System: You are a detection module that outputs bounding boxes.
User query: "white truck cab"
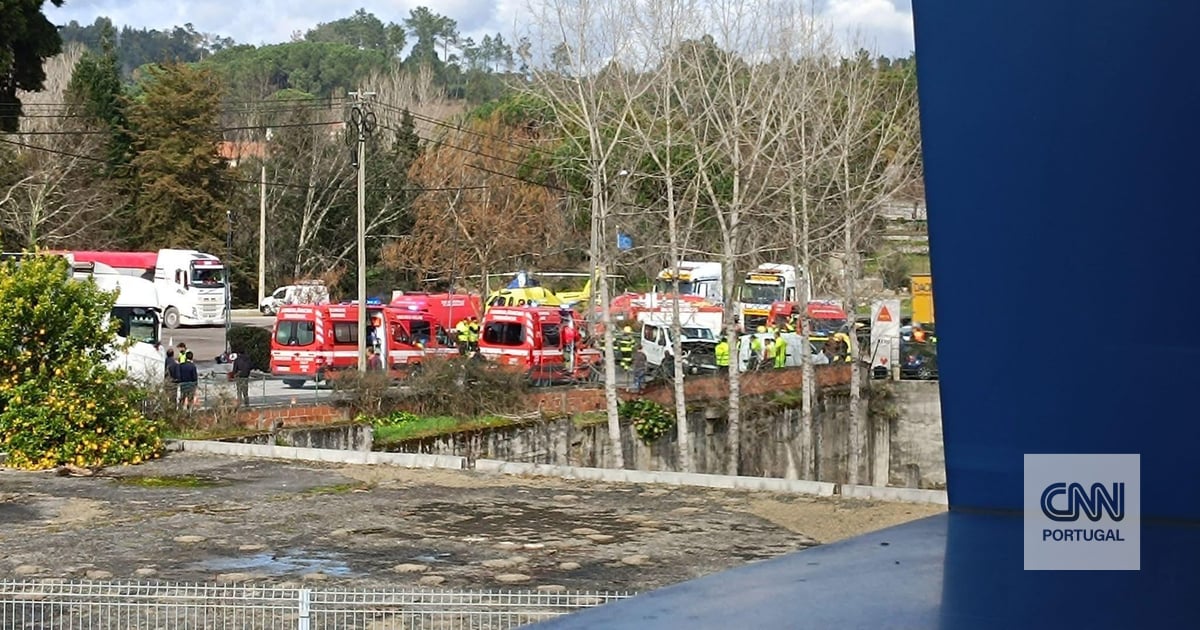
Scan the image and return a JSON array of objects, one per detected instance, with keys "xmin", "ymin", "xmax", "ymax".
[
  {"xmin": 639, "ymin": 320, "xmax": 720, "ymax": 377},
  {"xmin": 155, "ymin": 249, "xmax": 226, "ymax": 329},
  {"xmin": 653, "ymin": 261, "xmax": 724, "ymax": 304}
]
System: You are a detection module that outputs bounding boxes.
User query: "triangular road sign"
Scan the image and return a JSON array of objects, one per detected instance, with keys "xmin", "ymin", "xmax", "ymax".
[{"xmin": 877, "ymin": 306, "xmax": 894, "ymax": 322}]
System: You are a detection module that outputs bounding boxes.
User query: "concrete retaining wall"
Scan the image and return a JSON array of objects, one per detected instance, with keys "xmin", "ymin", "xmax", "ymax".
[
  {"xmin": 886, "ymin": 381, "xmax": 946, "ymax": 489},
  {"xmin": 389, "ymin": 388, "xmax": 878, "ymax": 485},
  {"xmin": 223, "ymin": 423, "xmax": 373, "ymax": 452},
  {"xmin": 177, "ymin": 439, "xmax": 467, "ymax": 470}
]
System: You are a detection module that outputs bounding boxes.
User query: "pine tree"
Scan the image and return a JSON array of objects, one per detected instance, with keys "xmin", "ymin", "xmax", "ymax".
[
  {"xmin": 126, "ymin": 62, "xmax": 231, "ymax": 252},
  {"xmin": 66, "ymin": 21, "xmax": 131, "ymax": 171}
]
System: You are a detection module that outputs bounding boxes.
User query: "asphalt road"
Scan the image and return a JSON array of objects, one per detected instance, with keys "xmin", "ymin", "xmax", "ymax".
[
  {"xmin": 162, "ymin": 310, "xmax": 337, "ymax": 409},
  {"xmin": 164, "ymin": 310, "xmax": 274, "ymax": 367}
]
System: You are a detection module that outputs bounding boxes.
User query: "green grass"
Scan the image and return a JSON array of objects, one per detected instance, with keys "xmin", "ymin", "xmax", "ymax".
[
  {"xmin": 115, "ymin": 475, "xmax": 223, "ymax": 488},
  {"xmin": 371, "ymin": 415, "xmax": 515, "ymax": 444}
]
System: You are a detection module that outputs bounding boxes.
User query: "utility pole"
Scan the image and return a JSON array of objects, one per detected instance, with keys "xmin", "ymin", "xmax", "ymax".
[
  {"xmin": 257, "ymin": 162, "xmax": 267, "ymax": 306},
  {"xmin": 348, "ymin": 90, "xmax": 377, "ymax": 371},
  {"xmin": 257, "ymin": 127, "xmax": 271, "ymax": 307},
  {"xmin": 225, "ymin": 209, "xmax": 233, "ymax": 356}
]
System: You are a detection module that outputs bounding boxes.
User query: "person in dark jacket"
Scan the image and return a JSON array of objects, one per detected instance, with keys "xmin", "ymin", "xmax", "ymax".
[
  {"xmin": 231, "ymin": 349, "xmax": 254, "ymax": 407},
  {"xmin": 176, "ymin": 351, "xmax": 199, "ymax": 410},
  {"xmin": 164, "ymin": 348, "xmax": 180, "ymax": 405}
]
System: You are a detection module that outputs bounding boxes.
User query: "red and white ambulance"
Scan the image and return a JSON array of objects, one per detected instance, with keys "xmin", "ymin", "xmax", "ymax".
[
  {"xmin": 269, "ymin": 303, "xmax": 389, "ymax": 387},
  {"xmin": 478, "ymin": 306, "xmax": 601, "ymax": 384},
  {"xmin": 383, "ymin": 309, "xmax": 460, "ymax": 370}
]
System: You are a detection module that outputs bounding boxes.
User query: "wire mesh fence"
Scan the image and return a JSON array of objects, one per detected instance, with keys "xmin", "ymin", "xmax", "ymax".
[{"xmin": 0, "ymin": 581, "xmax": 633, "ymax": 630}]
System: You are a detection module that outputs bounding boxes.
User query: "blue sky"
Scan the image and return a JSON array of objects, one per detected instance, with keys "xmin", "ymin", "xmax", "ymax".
[{"xmin": 47, "ymin": 0, "xmax": 916, "ymax": 59}]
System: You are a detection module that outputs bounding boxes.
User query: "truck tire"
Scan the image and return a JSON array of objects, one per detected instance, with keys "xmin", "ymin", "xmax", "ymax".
[
  {"xmin": 283, "ymin": 379, "xmax": 306, "ymax": 389},
  {"xmin": 163, "ymin": 307, "xmax": 180, "ymax": 329}
]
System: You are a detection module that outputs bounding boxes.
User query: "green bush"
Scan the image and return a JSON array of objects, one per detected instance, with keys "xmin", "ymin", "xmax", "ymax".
[
  {"xmin": 618, "ymin": 398, "xmax": 674, "ymax": 444},
  {"xmin": 0, "ymin": 254, "xmax": 163, "ymax": 469},
  {"xmin": 228, "ymin": 325, "xmax": 271, "ymax": 371},
  {"xmin": 401, "ymin": 357, "xmax": 528, "ymax": 418},
  {"xmin": 877, "ymin": 253, "xmax": 912, "ymax": 290},
  {"xmin": 355, "ymin": 409, "xmax": 420, "ymax": 427}
]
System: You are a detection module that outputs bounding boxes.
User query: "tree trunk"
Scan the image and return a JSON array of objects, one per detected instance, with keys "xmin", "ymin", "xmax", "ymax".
[
  {"xmin": 844, "ymin": 217, "xmax": 862, "ymax": 485},
  {"xmin": 594, "ymin": 186, "xmax": 625, "ymax": 469},
  {"xmin": 723, "ymin": 245, "xmax": 741, "ymax": 475},
  {"xmin": 669, "ymin": 221, "xmax": 693, "ymax": 473}
]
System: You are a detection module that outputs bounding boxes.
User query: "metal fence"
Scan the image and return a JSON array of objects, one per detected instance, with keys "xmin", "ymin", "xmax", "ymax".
[
  {"xmin": 187, "ymin": 372, "xmax": 336, "ymax": 411},
  {"xmin": 0, "ymin": 581, "xmax": 633, "ymax": 629}
]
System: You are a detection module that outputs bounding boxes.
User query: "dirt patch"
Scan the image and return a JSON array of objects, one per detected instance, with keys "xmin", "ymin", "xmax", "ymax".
[
  {"xmin": 744, "ymin": 497, "xmax": 945, "ymax": 544},
  {"xmin": 0, "ymin": 453, "xmax": 941, "ymax": 591}
]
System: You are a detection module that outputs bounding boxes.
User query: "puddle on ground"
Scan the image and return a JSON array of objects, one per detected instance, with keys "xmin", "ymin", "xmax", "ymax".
[
  {"xmin": 411, "ymin": 552, "xmax": 453, "ymax": 564},
  {"xmin": 192, "ymin": 550, "xmax": 353, "ymax": 576}
]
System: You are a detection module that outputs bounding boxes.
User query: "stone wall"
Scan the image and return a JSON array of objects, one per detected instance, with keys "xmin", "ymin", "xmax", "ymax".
[
  {"xmin": 224, "ymin": 423, "xmax": 373, "ymax": 452},
  {"xmin": 886, "ymin": 381, "xmax": 945, "ymax": 489}
]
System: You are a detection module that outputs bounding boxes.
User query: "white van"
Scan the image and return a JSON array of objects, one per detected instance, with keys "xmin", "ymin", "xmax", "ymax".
[{"xmin": 260, "ymin": 282, "xmax": 331, "ymax": 315}]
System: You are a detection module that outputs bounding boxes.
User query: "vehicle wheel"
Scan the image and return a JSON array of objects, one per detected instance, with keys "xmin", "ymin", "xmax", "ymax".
[
  {"xmin": 163, "ymin": 307, "xmax": 180, "ymax": 329},
  {"xmin": 260, "ymin": 305, "xmax": 274, "ymax": 316},
  {"xmin": 917, "ymin": 366, "xmax": 934, "ymax": 380},
  {"xmin": 283, "ymin": 379, "xmax": 306, "ymax": 389}
]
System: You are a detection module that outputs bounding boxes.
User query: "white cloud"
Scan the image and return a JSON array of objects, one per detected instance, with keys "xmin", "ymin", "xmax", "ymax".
[
  {"xmin": 46, "ymin": 0, "xmax": 914, "ymax": 59},
  {"xmin": 819, "ymin": 0, "xmax": 915, "ymax": 57}
]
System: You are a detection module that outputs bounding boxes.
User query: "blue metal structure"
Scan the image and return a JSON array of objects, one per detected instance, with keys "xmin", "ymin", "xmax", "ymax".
[{"xmin": 532, "ymin": 1, "xmax": 1200, "ymax": 627}]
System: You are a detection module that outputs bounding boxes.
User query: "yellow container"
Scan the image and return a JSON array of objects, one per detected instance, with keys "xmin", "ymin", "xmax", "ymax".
[{"xmin": 910, "ymin": 273, "xmax": 935, "ymax": 324}]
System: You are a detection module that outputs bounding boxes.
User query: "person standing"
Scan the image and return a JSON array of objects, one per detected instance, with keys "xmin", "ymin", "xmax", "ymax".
[
  {"xmin": 176, "ymin": 351, "xmax": 199, "ymax": 411},
  {"xmin": 748, "ymin": 334, "xmax": 763, "ymax": 371},
  {"xmin": 617, "ymin": 326, "xmax": 636, "ymax": 372},
  {"xmin": 366, "ymin": 346, "xmax": 383, "ymax": 371},
  {"xmin": 231, "ymin": 349, "xmax": 253, "ymax": 408},
  {"xmin": 773, "ymin": 332, "xmax": 787, "ymax": 369},
  {"xmin": 561, "ymin": 320, "xmax": 577, "ymax": 372},
  {"xmin": 466, "ymin": 316, "xmax": 481, "ymax": 352},
  {"xmin": 164, "ymin": 348, "xmax": 179, "ymax": 405},
  {"xmin": 631, "ymin": 345, "xmax": 647, "ymax": 393},
  {"xmin": 714, "ymin": 336, "xmax": 730, "ymax": 374}
]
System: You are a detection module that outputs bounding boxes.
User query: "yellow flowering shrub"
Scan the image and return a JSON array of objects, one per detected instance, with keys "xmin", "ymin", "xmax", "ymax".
[{"xmin": 0, "ymin": 254, "xmax": 163, "ymax": 469}]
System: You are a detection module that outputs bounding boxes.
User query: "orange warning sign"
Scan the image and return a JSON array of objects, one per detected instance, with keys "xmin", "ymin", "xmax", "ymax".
[{"xmin": 877, "ymin": 306, "xmax": 893, "ymax": 322}]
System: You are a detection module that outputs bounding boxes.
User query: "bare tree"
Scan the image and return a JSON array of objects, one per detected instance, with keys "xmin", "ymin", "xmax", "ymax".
[
  {"xmin": 604, "ymin": 0, "xmax": 714, "ymax": 472},
  {"xmin": 669, "ymin": 0, "xmax": 806, "ymax": 474},
  {"xmin": 2, "ymin": 44, "xmax": 120, "ymax": 249},
  {"xmin": 383, "ymin": 116, "xmax": 568, "ymax": 290},
  {"xmin": 519, "ymin": 0, "xmax": 663, "ymax": 469},
  {"xmin": 773, "ymin": 15, "xmax": 845, "ymax": 481},
  {"xmin": 824, "ymin": 48, "xmax": 922, "ymax": 485}
]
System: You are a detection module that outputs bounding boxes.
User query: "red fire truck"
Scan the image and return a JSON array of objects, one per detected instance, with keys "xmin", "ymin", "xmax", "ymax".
[{"xmin": 478, "ymin": 306, "xmax": 601, "ymax": 384}]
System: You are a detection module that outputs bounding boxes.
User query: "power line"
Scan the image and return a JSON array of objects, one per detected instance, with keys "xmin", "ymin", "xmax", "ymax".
[
  {"xmin": 0, "ymin": 133, "xmax": 501, "ymax": 194},
  {"xmin": 0, "ymin": 135, "xmax": 107, "ymax": 163},
  {"xmin": 372, "ymin": 100, "xmax": 554, "ymax": 158}
]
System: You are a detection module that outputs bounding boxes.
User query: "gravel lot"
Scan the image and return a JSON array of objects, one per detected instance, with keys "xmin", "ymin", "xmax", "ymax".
[{"xmin": 0, "ymin": 453, "xmax": 944, "ymax": 592}]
